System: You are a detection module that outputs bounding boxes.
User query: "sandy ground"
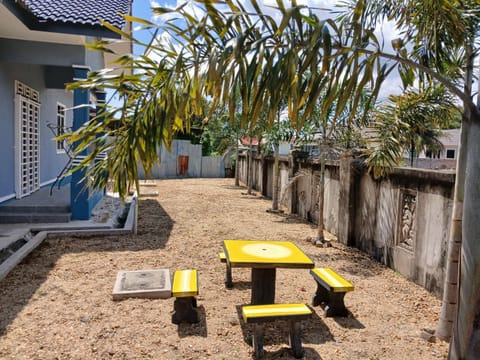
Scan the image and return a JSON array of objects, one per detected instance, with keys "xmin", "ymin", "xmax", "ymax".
[{"xmin": 0, "ymin": 178, "xmax": 449, "ymax": 359}]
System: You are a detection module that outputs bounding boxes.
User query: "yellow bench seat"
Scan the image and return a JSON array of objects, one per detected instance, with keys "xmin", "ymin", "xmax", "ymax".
[
  {"xmin": 242, "ymin": 303, "xmax": 312, "ymax": 323},
  {"xmin": 310, "ymin": 267, "xmax": 354, "ymax": 292},
  {"xmin": 172, "ymin": 269, "xmax": 198, "ymax": 298},
  {"xmin": 218, "ymin": 252, "xmax": 226, "ymax": 263}
]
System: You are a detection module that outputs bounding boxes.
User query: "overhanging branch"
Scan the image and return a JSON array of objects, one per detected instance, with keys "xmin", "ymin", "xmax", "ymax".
[{"xmin": 338, "ymin": 46, "xmax": 477, "ymax": 114}]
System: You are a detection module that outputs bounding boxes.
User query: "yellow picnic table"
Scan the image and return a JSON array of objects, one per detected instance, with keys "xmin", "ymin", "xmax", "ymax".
[{"xmin": 222, "ymin": 240, "xmax": 314, "ymax": 304}]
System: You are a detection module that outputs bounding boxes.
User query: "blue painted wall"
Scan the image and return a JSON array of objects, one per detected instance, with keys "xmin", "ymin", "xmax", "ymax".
[
  {"xmin": 0, "ymin": 37, "xmax": 105, "ymax": 206},
  {"xmin": 40, "ymin": 89, "xmax": 73, "ymax": 186},
  {"xmin": 0, "ymin": 38, "xmax": 85, "ymax": 66},
  {"xmin": 0, "ymin": 63, "xmax": 73, "ymax": 201},
  {"xmin": 0, "ymin": 64, "xmax": 15, "ymax": 202}
]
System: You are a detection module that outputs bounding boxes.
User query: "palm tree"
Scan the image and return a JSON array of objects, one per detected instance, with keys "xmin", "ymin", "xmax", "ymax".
[{"xmin": 367, "ymin": 86, "xmax": 459, "ymax": 172}]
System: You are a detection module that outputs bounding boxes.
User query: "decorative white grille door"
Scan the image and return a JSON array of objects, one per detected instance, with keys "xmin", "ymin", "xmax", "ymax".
[{"xmin": 14, "ymin": 81, "xmax": 40, "ymax": 198}]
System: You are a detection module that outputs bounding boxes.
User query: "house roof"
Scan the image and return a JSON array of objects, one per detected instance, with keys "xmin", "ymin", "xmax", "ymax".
[
  {"xmin": 439, "ymin": 129, "xmax": 460, "ymax": 147},
  {"xmin": 240, "ymin": 136, "xmax": 259, "ymax": 146},
  {"xmin": 4, "ymin": 0, "xmax": 131, "ymax": 38}
]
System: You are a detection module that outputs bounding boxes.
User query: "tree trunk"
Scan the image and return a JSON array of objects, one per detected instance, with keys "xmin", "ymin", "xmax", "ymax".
[
  {"xmin": 436, "ymin": 118, "xmax": 469, "ymax": 341},
  {"xmin": 410, "ymin": 140, "xmax": 414, "ymax": 167},
  {"xmin": 235, "ymin": 132, "xmax": 240, "ymax": 187},
  {"xmin": 316, "ymin": 142, "xmax": 326, "ymax": 242},
  {"xmin": 449, "ymin": 40, "xmax": 480, "ymax": 358},
  {"xmin": 449, "ymin": 113, "xmax": 480, "ymax": 359},
  {"xmin": 247, "ymin": 137, "xmax": 253, "ymax": 195},
  {"xmin": 271, "ymin": 144, "xmax": 280, "ymax": 211},
  {"xmin": 437, "ymin": 42, "xmax": 474, "ymax": 342}
]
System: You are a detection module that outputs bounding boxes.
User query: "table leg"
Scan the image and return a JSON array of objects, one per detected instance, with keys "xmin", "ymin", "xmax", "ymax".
[
  {"xmin": 251, "ymin": 268, "xmax": 276, "ymax": 304},
  {"xmin": 225, "ymin": 262, "xmax": 233, "ymax": 288}
]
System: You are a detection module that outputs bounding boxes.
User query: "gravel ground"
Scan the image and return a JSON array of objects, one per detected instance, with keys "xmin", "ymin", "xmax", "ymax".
[{"xmin": 0, "ymin": 178, "xmax": 449, "ymax": 359}]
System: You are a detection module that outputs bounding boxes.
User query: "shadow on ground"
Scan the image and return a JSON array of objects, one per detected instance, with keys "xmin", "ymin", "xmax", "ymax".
[
  {"xmin": 227, "ymin": 280, "xmax": 252, "ymax": 291},
  {"xmin": 309, "ymin": 244, "xmax": 386, "ymax": 279},
  {"xmin": 221, "ymin": 185, "xmax": 247, "ymax": 191},
  {"xmin": 177, "ymin": 305, "xmax": 208, "ymax": 338},
  {"xmin": 0, "ymin": 198, "xmax": 173, "ymax": 336},
  {"xmin": 333, "ymin": 314, "xmax": 365, "ymax": 329},
  {"xmin": 261, "ymin": 347, "xmax": 323, "ymax": 359}
]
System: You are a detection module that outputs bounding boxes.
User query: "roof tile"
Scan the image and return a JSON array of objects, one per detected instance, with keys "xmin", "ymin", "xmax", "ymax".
[{"xmin": 19, "ymin": 0, "xmax": 131, "ymax": 29}]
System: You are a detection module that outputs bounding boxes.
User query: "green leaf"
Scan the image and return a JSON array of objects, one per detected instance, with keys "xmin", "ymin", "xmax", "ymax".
[
  {"xmin": 123, "ymin": 15, "xmax": 155, "ymax": 26},
  {"xmin": 99, "ymin": 19, "xmax": 133, "ymax": 40}
]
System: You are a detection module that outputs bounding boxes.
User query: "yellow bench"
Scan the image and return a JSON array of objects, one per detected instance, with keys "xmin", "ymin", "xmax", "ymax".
[
  {"xmin": 171, "ymin": 269, "xmax": 199, "ymax": 324},
  {"xmin": 310, "ymin": 267, "xmax": 354, "ymax": 317},
  {"xmin": 241, "ymin": 303, "xmax": 312, "ymax": 359},
  {"xmin": 218, "ymin": 252, "xmax": 233, "ymax": 288}
]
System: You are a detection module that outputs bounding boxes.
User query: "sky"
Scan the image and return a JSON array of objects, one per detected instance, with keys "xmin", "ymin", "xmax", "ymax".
[{"xmin": 130, "ymin": 0, "xmax": 404, "ymax": 98}]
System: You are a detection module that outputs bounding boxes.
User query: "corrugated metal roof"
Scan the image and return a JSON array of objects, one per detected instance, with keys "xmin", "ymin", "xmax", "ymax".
[{"xmin": 17, "ymin": 0, "xmax": 130, "ymax": 29}]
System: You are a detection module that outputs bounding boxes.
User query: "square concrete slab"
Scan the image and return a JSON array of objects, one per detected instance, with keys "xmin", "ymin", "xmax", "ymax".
[{"xmin": 112, "ymin": 269, "xmax": 171, "ymax": 300}]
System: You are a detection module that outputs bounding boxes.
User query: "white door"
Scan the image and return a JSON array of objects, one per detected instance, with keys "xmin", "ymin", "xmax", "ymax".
[{"xmin": 14, "ymin": 81, "xmax": 40, "ymax": 199}]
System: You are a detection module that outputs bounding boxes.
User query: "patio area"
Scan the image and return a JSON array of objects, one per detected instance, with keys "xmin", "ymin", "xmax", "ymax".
[{"xmin": 0, "ymin": 178, "xmax": 449, "ymax": 359}]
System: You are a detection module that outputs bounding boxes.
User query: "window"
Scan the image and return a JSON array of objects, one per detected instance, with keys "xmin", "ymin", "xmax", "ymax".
[
  {"xmin": 56, "ymin": 103, "xmax": 66, "ymax": 152},
  {"xmin": 446, "ymin": 149, "xmax": 456, "ymax": 159},
  {"xmin": 426, "ymin": 150, "xmax": 440, "ymax": 159}
]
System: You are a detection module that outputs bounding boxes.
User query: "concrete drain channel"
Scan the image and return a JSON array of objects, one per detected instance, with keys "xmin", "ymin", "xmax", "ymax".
[
  {"xmin": 0, "ymin": 230, "xmax": 47, "ymax": 282},
  {"xmin": 0, "ymin": 236, "xmax": 29, "ymax": 263}
]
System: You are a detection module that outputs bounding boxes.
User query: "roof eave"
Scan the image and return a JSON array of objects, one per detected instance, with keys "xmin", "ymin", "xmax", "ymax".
[
  {"xmin": 2, "ymin": 0, "xmax": 123, "ymax": 39},
  {"xmin": 28, "ymin": 21, "xmax": 122, "ymax": 39}
]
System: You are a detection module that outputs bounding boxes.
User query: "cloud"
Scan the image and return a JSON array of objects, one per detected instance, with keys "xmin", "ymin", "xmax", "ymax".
[{"xmin": 145, "ymin": 0, "xmax": 404, "ymax": 99}]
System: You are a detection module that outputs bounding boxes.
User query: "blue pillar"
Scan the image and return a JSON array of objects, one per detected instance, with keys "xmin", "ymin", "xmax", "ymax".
[{"xmin": 70, "ymin": 65, "xmax": 92, "ymax": 220}]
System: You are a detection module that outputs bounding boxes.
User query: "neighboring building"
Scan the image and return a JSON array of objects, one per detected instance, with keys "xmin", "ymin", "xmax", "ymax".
[
  {"xmin": 408, "ymin": 129, "xmax": 460, "ymax": 170},
  {"xmin": 240, "ymin": 136, "xmax": 260, "ymax": 148},
  {"xmin": 278, "ymin": 142, "xmax": 292, "ymax": 155},
  {"xmin": 0, "ymin": 0, "xmax": 132, "ymax": 219},
  {"xmin": 426, "ymin": 129, "xmax": 460, "ymax": 160}
]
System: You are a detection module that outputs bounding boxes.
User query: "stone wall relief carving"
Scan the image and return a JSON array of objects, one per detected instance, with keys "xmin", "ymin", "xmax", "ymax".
[{"xmin": 397, "ymin": 191, "xmax": 417, "ymax": 252}]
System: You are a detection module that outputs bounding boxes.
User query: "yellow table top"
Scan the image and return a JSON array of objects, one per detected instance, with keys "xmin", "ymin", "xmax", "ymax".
[{"xmin": 223, "ymin": 240, "xmax": 314, "ymax": 269}]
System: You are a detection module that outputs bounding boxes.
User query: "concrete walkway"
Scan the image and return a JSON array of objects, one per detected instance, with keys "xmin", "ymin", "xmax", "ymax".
[{"xmin": 0, "ymin": 184, "xmax": 113, "ymax": 250}]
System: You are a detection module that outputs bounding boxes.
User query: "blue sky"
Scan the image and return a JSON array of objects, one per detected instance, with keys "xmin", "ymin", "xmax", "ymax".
[
  {"xmin": 131, "ymin": 1, "xmax": 157, "ymax": 54},
  {"xmin": 128, "ymin": 0, "xmax": 403, "ymax": 98}
]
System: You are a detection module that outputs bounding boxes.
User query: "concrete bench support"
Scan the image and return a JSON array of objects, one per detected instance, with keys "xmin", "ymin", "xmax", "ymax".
[
  {"xmin": 218, "ymin": 252, "xmax": 233, "ymax": 288},
  {"xmin": 171, "ymin": 269, "xmax": 199, "ymax": 324},
  {"xmin": 310, "ymin": 267, "xmax": 354, "ymax": 317}
]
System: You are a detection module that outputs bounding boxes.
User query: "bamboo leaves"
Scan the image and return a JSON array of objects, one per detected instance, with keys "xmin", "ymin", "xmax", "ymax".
[{"xmin": 66, "ymin": 0, "xmax": 388, "ymax": 197}]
